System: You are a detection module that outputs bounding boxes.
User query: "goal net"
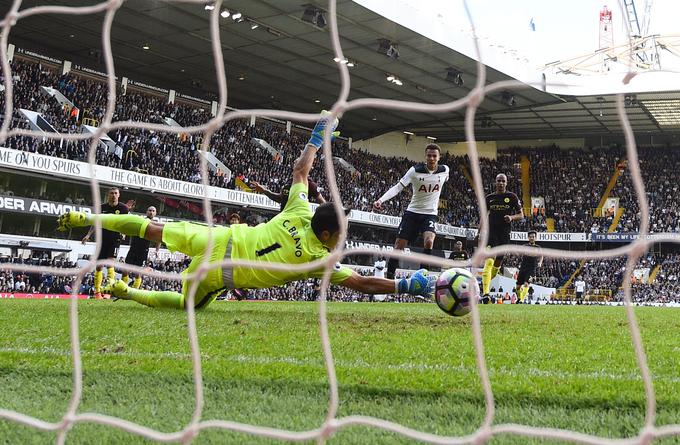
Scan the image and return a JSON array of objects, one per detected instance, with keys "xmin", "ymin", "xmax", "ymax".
[{"xmin": 0, "ymin": 0, "xmax": 679, "ymax": 443}]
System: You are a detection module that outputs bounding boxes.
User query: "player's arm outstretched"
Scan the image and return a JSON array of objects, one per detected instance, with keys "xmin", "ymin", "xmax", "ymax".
[
  {"xmin": 373, "ymin": 168, "xmax": 412, "ymax": 210},
  {"xmin": 250, "ymin": 181, "xmax": 285, "ymax": 204},
  {"xmin": 313, "ymin": 191, "xmax": 327, "ymax": 204},
  {"xmin": 340, "ymin": 268, "xmax": 435, "ymax": 297},
  {"xmin": 298, "ymin": 113, "xmax": 434, "ymax": 299},
  {"xmin": 82, "ymin": 225, "xmax": 95, "ymax": 244},
  {"xmin": 292, "ymin": 111, "xmax": 339, "ymax": 187}
]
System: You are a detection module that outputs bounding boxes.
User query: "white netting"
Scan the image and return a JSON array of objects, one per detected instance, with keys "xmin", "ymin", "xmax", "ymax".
[{"xmin": 0, "ymin": 0, "xmax": 679, "ymax": 443}]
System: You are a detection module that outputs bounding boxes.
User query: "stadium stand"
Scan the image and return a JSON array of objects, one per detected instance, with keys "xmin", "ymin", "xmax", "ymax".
[
  {"xmin": 5, "ymin": 55, "xmax": 680, "ymax": 238},
  {"xmin": 3, "ymin": 251, "xmax": 679, "ymax": 303},
  {"xmin": 3, "ymin": 52, "xmax": 680, "ymax": 305}
]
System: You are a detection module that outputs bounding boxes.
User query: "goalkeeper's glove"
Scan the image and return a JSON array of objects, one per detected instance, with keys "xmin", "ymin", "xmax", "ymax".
[
  {"xmin": 396, "ymin": 269, "xmax": 435, "ymax": 297},
  {"xmin": 308, "ymin": 110, "xmax": 340, "ymax": 148}
]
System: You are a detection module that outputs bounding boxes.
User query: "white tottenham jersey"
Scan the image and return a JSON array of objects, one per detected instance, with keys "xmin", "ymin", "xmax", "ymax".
[
  {"xmin": 574, "ymin": 280, "xmax": 586, "ymax": 292},
  {"xmin": 374, "ymin": 260, "xmax": 386, "ymax": 278},
  {"xmin": 399, "ymin": 164, "xmax": 449, "ymax": 215}
]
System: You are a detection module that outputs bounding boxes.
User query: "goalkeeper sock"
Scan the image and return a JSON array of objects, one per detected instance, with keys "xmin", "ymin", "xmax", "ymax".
[
  {"xmin": 386, "ymin": 258, "xmax": 399, "ymax": 280},
  {"xmin": 94, "ymin": 269, "xmax": 103, "ymax": 293},
  {"xmin": 107, "ymin": 266, "xmax": 116, "ymax": 284},
  {"xmin": 491, "ymin": 265, "xmax": 500, "ymax": 280},
  {"xmin": 126, "ymin": 287, "xmax": 184, "ymax": 309},
  {"xmin": 521, "ymin": 285, "xmax": 529, "ymax": 301},
  {"xmin": 133, "ymin": 276, "xmax": 143, "ymax": 289},
  {"xmin": 122, "ymin": 274, "xmax": 130, "ymax": 285},
  {"xmin": 420, "ymin": 248, "xmax": 432, "ymax": 270},
  {"xmin": 482, "ymin": 258, "xmax": 493, "ymax": 295},
  {"xmin": 88, "ymin": 214, "xmax": 151, "ymax": 238}
]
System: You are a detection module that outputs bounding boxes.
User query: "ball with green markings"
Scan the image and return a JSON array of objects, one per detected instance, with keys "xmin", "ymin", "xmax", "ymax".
[{"xmin": 434, "ymin": 268, "xmax": 478, "ymax": 317}]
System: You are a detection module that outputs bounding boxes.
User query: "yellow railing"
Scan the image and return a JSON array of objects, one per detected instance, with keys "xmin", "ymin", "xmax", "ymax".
[
  {"xmin": 593, "ymin": 161, "xmax": 626, "ymax": 217},
  {"xmin": 520, "ymin": 155, "xmax": 531, "ymax": 217},
  {"xmin": 648, "ymin": 264, "xmax": 661, "ymax": 284},
  {"xmin": 560, "ymin": 259, "xmax": 586, "ymax": 292},
  {"xmin": 554, "ymin": 288, "xmax": 612, "ymax": 301},
  {"xmin": 546, "ymin": 217, "xmax": 555, "ymax": 232},
  {"xmin": 607, "ymin": 207, "xmax": 625, "ymax": 233}
]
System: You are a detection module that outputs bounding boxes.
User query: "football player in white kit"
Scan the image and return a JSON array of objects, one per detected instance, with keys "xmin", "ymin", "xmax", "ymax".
[
  {"xmin": 373, "ymin": 256, "xmax": 387, "ymax": 301},
  {"xmin": 373, "ymin": 144, "xmax": 449, "ymax": 279}
]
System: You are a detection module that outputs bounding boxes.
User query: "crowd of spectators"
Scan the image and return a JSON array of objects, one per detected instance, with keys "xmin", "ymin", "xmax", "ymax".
[
  {"xmin": 614, "ymin": 253, "xmax": 680, "ymax": 304},
  {"xmin": 4, "ymin": 55, "xmax": 680, "ymax": 241},
  {"xmin": 3, "ymin": 250, "xmax": 680, "ymax": 302},
  {"xmin": 503, "ymin": 255, "xmax": 579, "ymax": 289},
  {"xmin": 605, "ymin": 148, "xmax": 680, "ymax": 234},
  {"xmin": 0, "ymin": 57, "xmax": 528, "ymax": 230},
  {"xmin": 561, "ymin": 253, "xmax": 673, "ymax": 302},
  {"xmin": 525, "ymin": 146, "xmax": 620, "ymax": 233},
  {"xmin": 578, "ymin": 256, "xmax": 629, "ymax": 295},
  {"xmin": 0, "ymin": 256, "xmax": 79, "ymax": 294},
  {"xmin": 499, "ymin": 252, "xmax": 680, "ymax": 303},
  {"xmin": 131, "ymin": 256, "xmax": 187, "ymax": 295},
  {"xmin": 6, "ymin": 54, "xmax": 680, "ymax": 309},
  {"xmin": 0, "ymin": 255, "xmax": 425, "ymax": 302},
  {"xmin": 0, "ymin": 255, "xmax": 188, "ymax": 296}
]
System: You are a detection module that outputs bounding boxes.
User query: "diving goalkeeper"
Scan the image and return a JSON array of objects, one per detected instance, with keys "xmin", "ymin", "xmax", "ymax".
[{"xmin": 57, "ymin": 113, "xmax": 435, "ymax": 309}]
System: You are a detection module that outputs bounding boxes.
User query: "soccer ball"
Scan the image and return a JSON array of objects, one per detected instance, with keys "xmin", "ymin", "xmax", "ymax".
[{"xmin": 434, "ymin": 268, "xmax": 478, "ymax": 317}]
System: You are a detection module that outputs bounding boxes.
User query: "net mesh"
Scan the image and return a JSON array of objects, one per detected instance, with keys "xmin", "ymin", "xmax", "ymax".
[{"xmin": 0, "ymin": 0, "xmax": 679, "ymax": 443}]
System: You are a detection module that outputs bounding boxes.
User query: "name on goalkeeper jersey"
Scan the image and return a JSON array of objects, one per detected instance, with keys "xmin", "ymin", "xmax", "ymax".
[{"xmin": 282, "ymin": 219, "xmax": 303, "ymax": 257}]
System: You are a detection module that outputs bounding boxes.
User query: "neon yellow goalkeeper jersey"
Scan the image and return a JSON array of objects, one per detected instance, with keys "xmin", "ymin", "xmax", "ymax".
[{"xmin": 229, "ymin": 182, "xmax": 353, "ymax": 289}]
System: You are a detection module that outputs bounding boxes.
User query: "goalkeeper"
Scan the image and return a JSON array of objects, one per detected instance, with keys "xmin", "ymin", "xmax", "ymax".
[{"xmin": 58, "ymin": 113, "xmax": 435, "ymax": 309}]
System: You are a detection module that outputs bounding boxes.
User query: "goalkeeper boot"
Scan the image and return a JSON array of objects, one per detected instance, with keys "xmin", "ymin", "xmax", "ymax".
[
  {"xmin": 105, "ymin": 279, "xmax": 130, "ymax": 302},
  {"xmin": 57, "ymin": 211, "xmax": 90, "ymax": 231}
]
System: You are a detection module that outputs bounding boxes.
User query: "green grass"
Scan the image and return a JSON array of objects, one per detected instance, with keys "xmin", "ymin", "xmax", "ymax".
[{"xmin": 1, "ymin": 301, "xmax": 679, "ymax": 444}]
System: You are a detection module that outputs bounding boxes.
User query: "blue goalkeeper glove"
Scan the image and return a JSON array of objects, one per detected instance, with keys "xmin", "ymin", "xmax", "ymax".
[
  {"xmin": 396, "ymin": 269, "xmax": 435, "ymax": 297},
  {"xmin": 308, "ymin": 110, "xmax": 340, "ymax": 148}
]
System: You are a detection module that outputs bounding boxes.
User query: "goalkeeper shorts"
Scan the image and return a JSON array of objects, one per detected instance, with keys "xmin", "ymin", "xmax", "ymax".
[{"xmin": 162, "ymin": 221, "xmax": 234, "ymax": 308}]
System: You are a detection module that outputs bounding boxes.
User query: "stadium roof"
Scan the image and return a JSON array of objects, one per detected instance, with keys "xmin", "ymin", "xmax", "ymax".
[{"xmin": 7, "ymin": 0, "xmax": 680, "ymax": 143}]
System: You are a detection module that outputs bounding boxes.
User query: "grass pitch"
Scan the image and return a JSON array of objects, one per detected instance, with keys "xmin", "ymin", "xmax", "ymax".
[{"xmin": 1, "ymin": 300, "xmax": 679, "ymax": 444}]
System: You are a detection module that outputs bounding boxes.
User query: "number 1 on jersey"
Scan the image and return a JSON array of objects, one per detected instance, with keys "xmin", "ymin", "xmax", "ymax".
[{"xmin": 256, "ymin": 242, "xmax": 282, "ymax": 257}]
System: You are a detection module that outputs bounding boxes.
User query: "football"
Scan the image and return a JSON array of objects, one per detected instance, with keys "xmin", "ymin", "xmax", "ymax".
[{"xmin": 434, "ymin": 268, "xmax": 478, "ymax": 317}]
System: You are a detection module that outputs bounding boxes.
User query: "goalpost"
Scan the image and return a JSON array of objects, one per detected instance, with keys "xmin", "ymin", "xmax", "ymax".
[{"xmin": 0, "ymin": 0, "xmax": 678, "ymax": 443}]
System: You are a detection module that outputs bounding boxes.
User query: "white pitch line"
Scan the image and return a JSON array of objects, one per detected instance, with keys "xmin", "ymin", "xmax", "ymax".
[
  {"xmin": 0, "ymin": 346, "xmax": 191, "ymax": 359},
  {"xmin": 2, "ymin": 346, "xmax": 679, "ymax": 384}
]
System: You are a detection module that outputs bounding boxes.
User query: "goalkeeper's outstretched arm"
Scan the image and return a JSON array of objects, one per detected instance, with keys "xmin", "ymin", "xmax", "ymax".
[
  {"xmin": 340, "ymin": 270, "xmax": 434, "ymax": 297},
  {"xmin": 292, "ymin": 111, "xmax": 339, "ymax": 187},
  {"xmin": 292, "ymin": 143, "xmax": 318, "ymax": 188}
]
